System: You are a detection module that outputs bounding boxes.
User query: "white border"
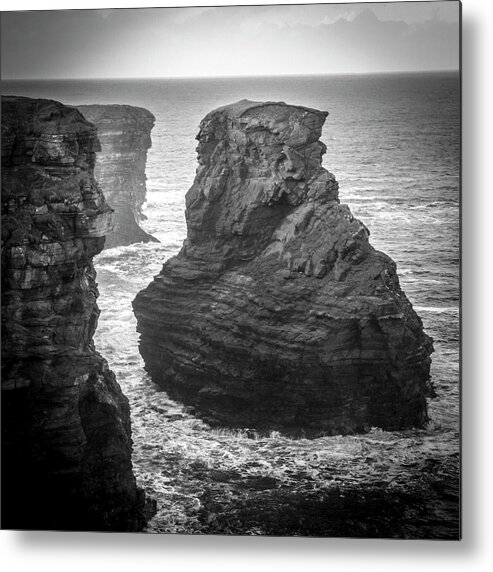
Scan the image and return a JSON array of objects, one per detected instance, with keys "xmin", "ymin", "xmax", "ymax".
[
  {"xmin": 2, "ymin": 1, "xmax": 491, "ymax": 571},
  {"xmin": 0, "ymin": 0, "xmax": 466, "ymax": 13}
]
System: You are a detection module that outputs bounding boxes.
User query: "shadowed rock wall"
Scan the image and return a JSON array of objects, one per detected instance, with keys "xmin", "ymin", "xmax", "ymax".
[
  {"xmin": 1, "ymin": 96, "xmax": 154, "ymax": 530},
  {"xmin": 133, "ymin": 99, "xmax": 434, "ymax": 436}
]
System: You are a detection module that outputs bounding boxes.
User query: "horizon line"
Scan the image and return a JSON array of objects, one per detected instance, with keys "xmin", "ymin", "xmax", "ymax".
[{"xmin": 1, "ymin": 69, "xmax": 460, "ymax": 82}]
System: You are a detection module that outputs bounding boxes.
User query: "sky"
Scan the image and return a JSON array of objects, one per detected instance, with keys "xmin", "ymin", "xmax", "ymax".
[{"xmin": 0, "ymin": 2, "xmax": 460, "ymax": 79}]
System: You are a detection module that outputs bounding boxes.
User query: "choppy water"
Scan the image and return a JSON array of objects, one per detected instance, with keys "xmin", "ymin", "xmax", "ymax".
[{"xmin": 2, "ymin": 73, "xmax": 460, "ymax": 537}]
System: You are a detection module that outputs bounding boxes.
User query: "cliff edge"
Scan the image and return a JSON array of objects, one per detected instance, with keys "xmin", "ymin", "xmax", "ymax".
[
  {"xmin": 1, "ymin": 96, "xmax": 155, "ymax": 530},
  {"xmin": 77, "ymin": 104, "xmax": 158, "ymax": 248},
  {"xmin": 133, "ymin": 100, "xmax": 434, "ymax": 436}
]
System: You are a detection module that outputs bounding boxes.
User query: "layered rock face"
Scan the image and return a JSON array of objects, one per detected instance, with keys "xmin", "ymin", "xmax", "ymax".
[
  {"xmin": 77, "ymin": 104, "xmax": 157, "ymax": 248},
  {"xmin": 133, "ymin": 100, "xmax": 433, "ymax": 436},
  {"xmin": 1, "ymin": 96, "xmax": 154, "ymax": 530}
]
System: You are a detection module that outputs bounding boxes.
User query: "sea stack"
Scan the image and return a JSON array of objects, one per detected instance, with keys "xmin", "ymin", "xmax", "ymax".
[
  {"xmin": 77, "ymin": 104, "xmax": 158, "ymax": 248},
  {"xmin": 1, "ymin": 96, "xmax": 155, "ymax": 530},
  {"xmin": 133, "ymin": 100, "xmax": 433, "ymax": 436}
]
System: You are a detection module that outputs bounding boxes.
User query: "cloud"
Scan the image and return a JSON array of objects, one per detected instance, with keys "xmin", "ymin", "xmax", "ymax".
[
  {"xmin": 158, "ymin": 4, "xmax": 459, "ymax": 77},
  {"xmin": 0, "ymin": 4, "xmax": 460, "ymax": 79}
]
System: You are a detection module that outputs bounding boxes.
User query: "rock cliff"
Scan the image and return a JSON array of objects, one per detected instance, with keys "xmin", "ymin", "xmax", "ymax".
[
  {"xmin": 77, "ymin": 104, "xmax": 157, "ymax": 248},
  {"xmin": 133, "ymin": 100, "xmax": 433, "ymax": 436},
  {"xmin": 1, "ymin": 96, "xmax": 154, "ymax": 530}
]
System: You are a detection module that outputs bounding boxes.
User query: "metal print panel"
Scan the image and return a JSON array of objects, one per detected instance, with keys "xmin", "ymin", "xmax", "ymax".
[{"xmin": 0, "ymin": 1, "xmax": 460, "ymax": 538}]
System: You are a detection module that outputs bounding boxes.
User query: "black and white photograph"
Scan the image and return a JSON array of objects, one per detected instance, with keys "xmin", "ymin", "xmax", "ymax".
[{"xmin": 1, "ymin": 0, "xmax": 461, "ymax": 545}]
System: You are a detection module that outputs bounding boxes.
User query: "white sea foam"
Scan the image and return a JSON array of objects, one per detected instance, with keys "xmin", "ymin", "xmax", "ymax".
[{"xmin": 414, "ymin": 306, "xmax": 459, "ymax": 314}]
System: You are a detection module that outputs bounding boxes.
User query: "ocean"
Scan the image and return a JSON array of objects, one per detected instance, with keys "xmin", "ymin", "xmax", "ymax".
[{"xmin": 1, "ymin": 72, "xmax": 460, "ymax": 537}]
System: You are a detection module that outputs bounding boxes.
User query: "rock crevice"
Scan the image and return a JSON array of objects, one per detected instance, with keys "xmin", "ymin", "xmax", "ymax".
[
  {"xmin": 1, "ymin": 96, "xmax": 154, "ymax": 530},
  {"xmin": 133, "ymin": 99, "xmax": 433, "ymax": 437}
]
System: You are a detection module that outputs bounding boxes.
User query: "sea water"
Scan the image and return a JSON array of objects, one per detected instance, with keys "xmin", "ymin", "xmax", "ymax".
[{"xmin": 1, "ymin": 73, "xmax": 460, "ymax": 536}]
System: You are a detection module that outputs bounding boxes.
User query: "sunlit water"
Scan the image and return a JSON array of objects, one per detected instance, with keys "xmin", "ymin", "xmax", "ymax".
[{"xmin": 2, "ymin": 73, "xmax": 460, "ymax": 536}]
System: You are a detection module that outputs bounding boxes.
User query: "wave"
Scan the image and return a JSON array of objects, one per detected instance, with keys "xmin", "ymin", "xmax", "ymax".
[{"xmin": 414, "ymin": 306, "xmax": 459, "ymax": 314}]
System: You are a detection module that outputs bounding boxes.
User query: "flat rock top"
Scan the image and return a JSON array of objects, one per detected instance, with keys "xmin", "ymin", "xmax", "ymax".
[
  {"xmin": 208, "ymin": 99, "xmax": 328, "ymax": 120},
  {"xmin": 76, "ymin": 104, "xmax": 155, "ymax": 128},
  {"xmin": 198, "ymin": 99, "xmax": 329, "ymax": 150},
  {"xmin": 2, "ymin": 95, "xmax": 96, "ymax": 137}
]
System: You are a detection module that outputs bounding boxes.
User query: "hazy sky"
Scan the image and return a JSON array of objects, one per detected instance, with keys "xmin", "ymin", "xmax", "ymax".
[{"xmin": 1, "ymin": 2, "xmax": 460, "ymax": 79}]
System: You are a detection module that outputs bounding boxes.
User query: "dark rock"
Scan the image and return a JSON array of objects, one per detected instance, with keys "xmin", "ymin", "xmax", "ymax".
[
  {"xmin": 1, "ymin": 96, "xmax": 155, "ymax": 530},
  {"xmin": 132, "ymin": 99, "xmax": 433, "ymax": 436},
  {"xmin": 77, "ymin": 104, "xmax": 158, "ymax": 248},
  {"xmin": 198, "ymin": 474, "xmax": 460, "ymax": 539}
]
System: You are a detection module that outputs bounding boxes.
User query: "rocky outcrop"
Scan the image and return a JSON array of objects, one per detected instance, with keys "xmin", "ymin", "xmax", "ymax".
[
  {"xmin": 77, "ymin": 104, "xmax": 157, "ymax": 248},
  {"xmin": 133, "ymin": 100, "xmax": 433, "ymax": 437},
  {"xmin": 1, "ymin": 96, "xmax": 155, "ymax": 530}
]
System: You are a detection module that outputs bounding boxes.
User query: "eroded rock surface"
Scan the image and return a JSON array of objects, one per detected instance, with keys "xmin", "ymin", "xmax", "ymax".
[
  {"xmin": 133, "ymin": 100, "xmax": 433, "ymax": 436},
  {"xmin": 1, "ymin": 96, "xmax": 155, "ymax": 530},
  {"xmin": 77, "ymin": 104, "xmax": 157, "ymax": 248}
]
